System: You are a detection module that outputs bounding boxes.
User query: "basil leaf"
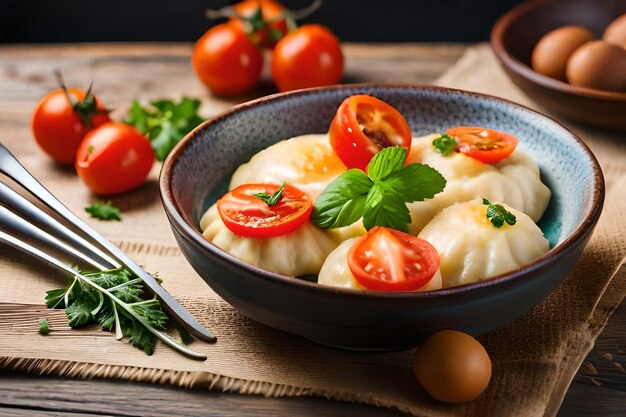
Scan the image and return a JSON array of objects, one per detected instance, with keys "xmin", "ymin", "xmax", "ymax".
[
  {"xmin": 312, "ymin": 169, "xmax": 373, "ymax": 228},
  {"xmin": 362, "ymin": 183, "xmax": 411, "ymax": 232},
  {"xmin": 366, "ymin": 146, "xmax": 407, "ymax": 180},
  {"xmin": 382, "ymin": 163, "xmax": 447, "ymax": 202}
]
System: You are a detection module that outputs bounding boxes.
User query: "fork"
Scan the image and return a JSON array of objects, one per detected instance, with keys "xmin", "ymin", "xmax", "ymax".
[{"xmin": 0, "ymin": 144, "xmax": 215, "ymax": 356}]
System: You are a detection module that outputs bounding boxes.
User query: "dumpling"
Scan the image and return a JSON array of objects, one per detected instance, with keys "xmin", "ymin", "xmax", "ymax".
[
  {"xmin": 230, "ymin": 134, "xmax": 346, "ymax": 201},
  {"xmin": 405, "ymin": 134, "xmax": 551, "ymax": 234},
  {"xmin": 318, "ymin": 237, "xmax": 443, "ymax": 291},
  {"xmin": 200, "ymin": 204, "xmax": 364, "ymax": 276},
  {"xmin": 418, "ymin": 199, "xmax": 550, "ymax": 288}
]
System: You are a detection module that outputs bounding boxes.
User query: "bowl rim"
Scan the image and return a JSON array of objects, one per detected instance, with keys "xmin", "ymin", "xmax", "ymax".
[
  {"xmin": 490, "ymin": 0, "xmax": 626, "ymax": 102},
  {"xmin": 159, "ymin": 83, "xmax": 605, "ymax": 299}
]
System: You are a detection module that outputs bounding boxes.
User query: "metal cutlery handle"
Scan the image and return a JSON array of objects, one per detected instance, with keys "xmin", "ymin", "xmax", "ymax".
[
  {"xmin": 0, "ymin": 205, "xmax": 110, "ymax": 271},
  {"xmin": 0, "ymin": 230, "xmax": 82, "ymax": 278},
  {"xmin": 0, "ymin": 182, "xmax": 118, "ymax": 269},
  {"xmin": 0, "ymin": 145, "xmax": 215, "ymax": 343}
]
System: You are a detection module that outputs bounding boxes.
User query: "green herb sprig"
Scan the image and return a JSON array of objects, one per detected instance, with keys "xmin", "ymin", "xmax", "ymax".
[
  {"xmin": 432, "ymin": 134, "xmax": 458, "ymax": 156},
  {"xmin": 482, "ymin": 198, "xmax": 517, "ymax": 228},
  {"xmin": 85, "ymin": 201, "xmax": 122, "ymax": 221},
  {"xmin": 126, "ymin": 98, "xmax": 205, "ymax": 161},
  {"xmin": 312, "ymin": 146, "xmax": 446, "ymax": 232},
  {"xmin": 39, "ymin": 318, "xmax": 50, "ymax": 335},
  {"xmin": 254, "ymin": 183, "xmax": 285, "ymax": 206},
  {"xmin": 45, "ymin": 267, "xmax": 202, "ymax": 358}
]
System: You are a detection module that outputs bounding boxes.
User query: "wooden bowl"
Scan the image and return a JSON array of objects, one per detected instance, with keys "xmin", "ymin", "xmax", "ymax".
[
  {"xmin": 160, "ymin": 84, "xmax": 604, "ymax": 350},
  {"xmin": 491, "ymin": 0, "xmax": 626, "ymax": 131}
]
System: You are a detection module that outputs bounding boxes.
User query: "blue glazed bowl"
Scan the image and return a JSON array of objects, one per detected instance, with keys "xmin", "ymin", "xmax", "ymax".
[{"xmin": 160, "ymin": 85, "xmax": 604, "ymax": 350}]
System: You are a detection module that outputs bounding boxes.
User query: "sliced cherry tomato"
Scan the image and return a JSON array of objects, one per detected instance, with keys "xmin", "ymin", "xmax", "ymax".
[
  {"xmin": 31, "ymin": 88, "xmax": 110, "ymax": 165},
  {"xmin": 75, "ymin": 122, "xmax": 154, "ymax": 195},
  {"xmin": 217, "ymin": 184, "xmax": 313, "ymax": 238},
  {"xmin": 271, "ymin": 24, "xmax": 343, "ymax": 92},
  {"xmin": 231, "ymin": 0, "xmax": 288, "ymax": 49},
  {"xmin": 192, "ymin": 22, "xmax": 264, "ymax": 96},
  {"xmin": 348, "ymin": 227, "xmax": 440, "ymax": 292},
  {"xmin": 329, "ymin": 95, "xmax": 412, "ymax": 171},
  {"xmin": 445, "ymin": 126, "xmax": 519, "ymax": 164}
]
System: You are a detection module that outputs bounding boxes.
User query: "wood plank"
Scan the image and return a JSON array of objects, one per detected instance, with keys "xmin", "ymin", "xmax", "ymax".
[
  {"xmin": 0, "ymin": 409, "xmax": 100, "ymax": 417},
  {"xmin": 0, "ymin": 374, "xmax": 406, "ymax": 417},
  {"xmin": 558, "ymin": 298, "xmax": 626, "ymax": 417}
]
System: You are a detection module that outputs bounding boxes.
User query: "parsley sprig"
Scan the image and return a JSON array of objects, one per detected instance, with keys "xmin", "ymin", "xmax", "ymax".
[
  {"xmin": 85, "ymin": 201, "xmax": 122, "ymax": 221},
  {"xmin": 39, "ymin": 318, "xmax": 50, "ymax": 335},
  {"xmin": 45, "ymin": 267, "xmax": 203, "ymax": 358},
  {"xmin": 254, "ymin": 183, "xmax": 285, "ymax": 206},
  {"xmin": 432, "ymin": 134, "xmax": 458, "ymax": 156},
  {"xmin": 126, "ymin": 98, "xmax": 205, "ymax": 161},
  {"xmin": 312, "ymin": 147, "xmax": 446, "ymax": 232},
  {"xmin": 482, "ymin": 198, "xmax": 517, "ymax": 228}
]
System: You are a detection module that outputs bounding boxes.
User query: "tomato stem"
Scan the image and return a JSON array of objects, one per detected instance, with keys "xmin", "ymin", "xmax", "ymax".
[
  {"xmin": 206, "ymin": 0, "xmax": 323, "ymax": 37},
  {"xmin": 54, "ymin": 70, "xmax": 108, "ymax": 129},
  {"xmin": 55, "ymin": 70, "xmax": 76, "ymax": 107},
  {"xmin": 283, "ymin": 0, "xmax": 322, "ymax": 20}
]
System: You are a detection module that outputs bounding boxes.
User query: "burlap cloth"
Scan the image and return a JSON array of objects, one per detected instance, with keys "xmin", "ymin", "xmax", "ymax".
[{"xmin": 1, "ymin": 44, "xmax": 626, "ymax": 416}]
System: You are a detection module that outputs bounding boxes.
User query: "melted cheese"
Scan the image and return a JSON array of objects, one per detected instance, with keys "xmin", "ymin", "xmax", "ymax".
[{"xmin": 230, "ymin": 134, "xmax": 346, "ymax": 201}]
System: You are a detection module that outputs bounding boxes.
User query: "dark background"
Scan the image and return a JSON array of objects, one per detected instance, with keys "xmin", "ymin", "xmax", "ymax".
[{"xmin": 0, "ymin": 0, "xmax": 524, "ymax": 43}]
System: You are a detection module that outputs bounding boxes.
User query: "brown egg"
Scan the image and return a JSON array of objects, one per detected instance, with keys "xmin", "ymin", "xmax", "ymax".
[
  {"xmin": 531, "ymin": 26, "xmax": 594, "ymax": 81},
  {"xmin": 604, "ymin": 14, "xmax": 626, "ymax": 49},
  {"xmin": 566, "ymin": 40, "xmax": 626, "ymax": 92},
  {"xmin": 413, "ymin": 330, "xmax": 491, "ymax": 403}
]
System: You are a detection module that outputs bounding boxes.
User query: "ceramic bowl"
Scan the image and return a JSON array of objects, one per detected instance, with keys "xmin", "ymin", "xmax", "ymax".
[
  {"xmin": 160, "ymin": 85, "xmax": 604, "ymax": 350},
  {"xmin": 491, "ymin": 0, "xmax": 626, "ymax": 131}
]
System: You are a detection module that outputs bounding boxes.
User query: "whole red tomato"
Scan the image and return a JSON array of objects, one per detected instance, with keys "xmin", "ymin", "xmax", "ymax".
[
  {"xmin": 231, "ymin": 0, "xmax": 288, "ymax": 49},
  {"xmin": 75, "ymin": 122, "xmax": 154, "ymax": 195},
  {"xmin": 271, "ymin": 24, "xmax": 343, "ymax": 92},
  {"xmin": 192, "ymin": 22, "xmax": 264, "ymax": 96},
  {"xmin": 31, "ymin": 88, "xmax": 110, "ymax": 165}
]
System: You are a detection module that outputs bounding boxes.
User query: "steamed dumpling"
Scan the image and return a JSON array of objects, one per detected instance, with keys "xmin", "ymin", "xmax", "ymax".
[
  {"xmin": 406, "ymin": 134, "xmax": 551, "ymax": 234},
  {"xmin": 418, "ymin": 199, "xmax": 549, "ymax": 288},
  {"xmin": 200, "ymin": 204, "xmax": 364, "ymax": 276},
  {"xmin": 318, "ymin": 237, "xmax": 443, "ymax": 291},
  {"xmin": 230, "ymin": 134, "xmax": 346, "ymax": 201}
]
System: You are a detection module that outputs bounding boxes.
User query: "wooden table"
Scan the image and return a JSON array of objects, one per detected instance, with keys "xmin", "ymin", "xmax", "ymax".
[{"xmin": 0, "ymin": 43, "xmax": 623, "ymax": 417}]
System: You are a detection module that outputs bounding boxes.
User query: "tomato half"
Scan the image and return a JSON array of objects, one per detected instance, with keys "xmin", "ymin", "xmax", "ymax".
[
  {"xmin": 217, "ymin": 184, "xmax": 313, "ymax": 238},
  {"xmin": 271, "ymin": 24, "xmax": 343, "ymax": 92},
  {"xmin": 445, "ymin": 126, "xmax": 519, "ymax": 164},
  {"xmin": 329, "ymin": 95, "xmax": 412, "ymax": 171},
  {"xmin": 31, "ymin": 88, "xmax": 110, "ymax": 165},
  {"xmin": 192, "ymin": 22, "xmax": 264, "ymax": 96},
  {"xmin": 347, "ymin": 227, "xmax": 440, "ymax": 292},
  {"xmin": 231, "ymin": 0, "xmax": 288, "ymax": 49},
  {"xmin": 75, "ymin": 122, "xmax": 154, "ymax": 195}
]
